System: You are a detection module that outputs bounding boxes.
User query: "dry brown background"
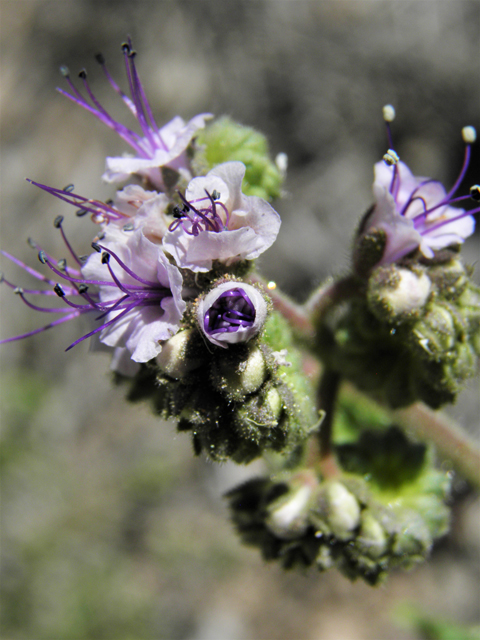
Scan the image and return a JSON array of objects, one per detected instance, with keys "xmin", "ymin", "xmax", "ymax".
[{"xmin": 1, "ymin": 1, "xmax": 479, "ymax": 639}]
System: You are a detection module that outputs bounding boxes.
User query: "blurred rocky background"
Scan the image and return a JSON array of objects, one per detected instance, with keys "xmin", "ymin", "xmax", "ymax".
[{"xmin": 0, "ymin": 1, "xmax": 479, "ymax": 638}]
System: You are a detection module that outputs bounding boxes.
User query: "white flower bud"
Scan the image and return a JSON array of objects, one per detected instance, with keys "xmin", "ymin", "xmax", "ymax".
[
  {"xmin": 265, "ymin": 387, "xmax": 283, "ymax": 420},
  {"xmin": 357, "ymin": 510, "xmax": 387, "ymax": 559},
  {"xmin": 266, "ymin": 471, "xmax": 317, "ymax": 540},
  {"xmin": 381, "ymin": 268, "xmax": 431, "ymax": 315},
  {"xmin": 368, "ymin": 266, "xmax": 432, "ymax": 321},
  {"xmin": 156, "ymin": 329, "xmax": 202, "ymax": 378},
  {"xmin": 324, "ymin": 482, "xmax": 361, "ymax": 540}
]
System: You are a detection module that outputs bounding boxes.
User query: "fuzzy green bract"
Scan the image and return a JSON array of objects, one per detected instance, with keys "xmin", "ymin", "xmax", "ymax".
[{"xmin": 194, "ymin": 116, "xmax": 284, "ymax": 201}]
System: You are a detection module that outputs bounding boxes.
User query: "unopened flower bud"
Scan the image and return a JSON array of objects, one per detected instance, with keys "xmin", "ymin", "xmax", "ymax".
[
  {"xmin": 265, "ymin": 387, "xmax": 283, "ymax": 421},
  {"xmin": 427, "ymin": 258, "xmax": 468, "ymax": 299},
  {"xmin": 266, "ymin": 471, "xmax": 318, "ymax": 540},
  {"xmin": 413, "ymin": 303, "xmax": 456, "ymax": 356},
  {"xmin": 357, "ymin": 510, "xmax": 387, "ymax": 559},
  {"xmin": 213, "ymin": 346, "xmax": 267, "ymax": 400},
  {"xmin": 312, "ymin": 481, "xmax": 361, "ymax": 541},
  {"xmin": 367, "ymin": 266, "xmax": 431, "ymax": 321},
  {"xmin": 156, "ymin": 329, "xmax": 203, "ymax": 379},
  {"xmin": 197, "ymin": 282, "xmax": 268, "ymax": 349},
  {"xmin": 325, "ymin": 482, "xmax": 361, "ymax": 540}
]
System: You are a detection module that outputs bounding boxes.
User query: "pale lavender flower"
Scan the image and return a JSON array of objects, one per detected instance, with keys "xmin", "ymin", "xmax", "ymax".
[
  {"xmin": 163, "ymin": 162, "xmax": 281, "ymax": 272},
  {"xmin": 58, "ymin": 39, "xmax": 211, "ymax": 189},
  {"xmin": 1, "ymin": 222, "xmax": 185, "ymax": 366},
  {"xmin": 359, "ymin": 124, "xmax": 478, "ymax": 266},
  {"xmin": 196, "ymin": 281, "xmax": 267, "ymax": 348},
  {"xmin": 82, "ymin": 230, "xmax": 185, "ymax": 362}
]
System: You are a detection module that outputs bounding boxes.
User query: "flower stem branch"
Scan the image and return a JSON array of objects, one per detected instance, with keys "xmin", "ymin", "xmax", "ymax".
[
  {"xmin": 391, "ymin": 402, "xmax": 480, "ymax": 488},
  {"xmin": 304, "ymin": 275, "xmax": 361, "ymax": 324},
  {"xmin": 248, "ymin": 273, "xmax": 314, "ymax": 338},
  {"xmin": 306, "ymin": 368, "xmax": 342, "ymax": 477}
]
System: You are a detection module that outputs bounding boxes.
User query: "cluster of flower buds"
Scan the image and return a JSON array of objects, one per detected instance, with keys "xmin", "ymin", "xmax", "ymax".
[
  {"xmin": 316, "ymin": 111, "xmax": 480, "ymax": 408},
  {"xmin": 227, "ymin": 427, "xmax": 450, "ymax": 584},
  {"xmin": 318, "ymin": 254, "xmax": 480, "ymax": 408},
  {"xmin": 123, "ymin": 308, "xmax": 318, "ymax": 462}
]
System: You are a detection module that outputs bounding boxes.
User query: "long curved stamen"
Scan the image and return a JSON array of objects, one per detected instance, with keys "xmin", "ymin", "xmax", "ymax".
[
  {"xmin": 57, "ymin": 67, "xmax": 148, "ymax": 157},
  {"xmin": 1, "ymin": 250, "xmax": 58, "ymax": 286},
  {"xmin": 94, "ymin": 294, "xmax": 131, "ymax": 321},
  {"xmin": 27, "ymin": 180, "xmax": 128, "ymax": 223},
  {"xmin": 169, "ymin": 191, "xmax": 226, "ymax": 236},
  {"xmin": 122, "ymin": 43, "xmax": 157, "ymax": 156},
  {"xmin": 15, "ymin": 289, "xmax": 74, "ymax": 313},
  {"xmin": 53, "ymin": 216, "xmax": 83, "ymax": 266},
  {"xmin": 95, "ymin": 244, "xmax": 160, "ymax": 287},
  {"xmin": 123, "ymin": 42, "xmax": 166, "ymax": 153},
  {"xmin": 65, "ymin": 304, "xmax": 134, "ymax": 351},
  {"xmin": 0, "ymin": 313, "xmax": 82, "ymax": 345},
  {"xmin": 399, "ymin": 179, "xmax": 440, "ymax": 217},
  {"xmin": 2, "ymin": 276, "xmax": 67, "ymax": 296},
  {"xmin": 404, "ymin": 197, "xmax": 428, "ymax": 226},
  {"xmin": 178, "ymin": 192, "xmax": 218, "ymax": 231},
  {"xmin": 65, "ymin": 295, "xmax": 166, "ymax": 352},
  {"xmin": 39, "ymin": 252, "xmax": 114, "ymax": 288},
  {"xmin": 412, "ymin": 194, "xmax": 477, "ymax": 226},
  {"xmin": 446, "ymin": 140, "xmax": 472, "ymax": 200},
  {"xmin": 78, "ymin": 69, "xmax": 117, "ymax": 125},
  {"xmin": 95, "ymin": 53, "xmax": 136, "ymax": 115},
  {"xmin": 102, "ymin": 252, "xmax": 134, "ymax": 295},
  {"xmin": 421, "ymin": 206, "xmax": 480, "ymax": 235}
]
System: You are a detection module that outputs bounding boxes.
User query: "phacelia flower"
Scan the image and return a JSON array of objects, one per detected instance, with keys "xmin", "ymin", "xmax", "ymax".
[
  {"xmin": 196, "ymin": 281, "xmax": 268, "ymax": 348},
  {"xmin": 1, "ymin": 222, "xmax": 185, "ymax": 366},
  {"xmin": 163, "ymin": 161, "xmax": 281, "ymax": 272},
  {"xmin": 358, "ymin": 113, "xmax": 478, "ymax": 267},
  {"xmin": 58, "ymin": 39, "xmax": 211, "ymax": 189}
]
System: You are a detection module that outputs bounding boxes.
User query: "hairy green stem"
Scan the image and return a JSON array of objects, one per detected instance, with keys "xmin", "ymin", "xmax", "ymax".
[
  {"xmin": 306, "ymin": 369, "xmax": 342, "ymax": 478},
  {"xmin": 342, "ymin": 382, "xmax": 480, "ymax": 488},
  {"xmin": 392, "ymin": 403, "xmax": 480, "ymax": 488},
  {"xmin": 317, "ymin": 369, "xmax": 341, "ymax": 459}
]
